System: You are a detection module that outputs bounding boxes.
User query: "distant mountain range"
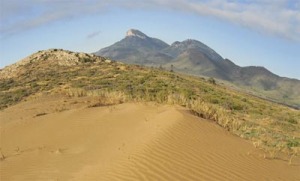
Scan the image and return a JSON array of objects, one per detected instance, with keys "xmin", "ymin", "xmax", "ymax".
[{"xmin": 95, "ymin": 29, "xmax": 300, "ymax": 108}]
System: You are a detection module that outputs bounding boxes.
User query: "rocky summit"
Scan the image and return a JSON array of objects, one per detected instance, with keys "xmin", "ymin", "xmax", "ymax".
[{"xmin": 126, "ymin": 29, "xmax": 148, "ymax": 39}]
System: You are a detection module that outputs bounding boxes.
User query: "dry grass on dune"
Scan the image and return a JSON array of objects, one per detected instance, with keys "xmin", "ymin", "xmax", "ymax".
[{"xmin": 62, "ymin": 84, "xmax": 300, "ymax": 161}]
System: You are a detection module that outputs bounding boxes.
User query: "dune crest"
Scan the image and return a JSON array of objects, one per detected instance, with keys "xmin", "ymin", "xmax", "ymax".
[{"xmin": 0, "ymin": 99, "xmax": 299, "ymax": 180}]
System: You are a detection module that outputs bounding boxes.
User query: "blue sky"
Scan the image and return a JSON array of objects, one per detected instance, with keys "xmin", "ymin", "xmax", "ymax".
[{"xmin": 0, "ymin": 0, "xmax": 300, "ymax": 79}]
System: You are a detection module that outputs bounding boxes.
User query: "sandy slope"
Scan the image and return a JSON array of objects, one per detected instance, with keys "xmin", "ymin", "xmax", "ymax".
[{"xmin": 0, "ymin": 96, "xmax": 299, "ymax": 180}]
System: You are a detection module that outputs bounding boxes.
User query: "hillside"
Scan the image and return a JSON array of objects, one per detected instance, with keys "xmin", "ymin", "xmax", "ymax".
[
  {"xmin": 1, "ymin": 49, "xmax": 299, "ymax": 154},
  {"xmin": 95, "ymin": 29, "xmax": 300, "ymax": 108}
]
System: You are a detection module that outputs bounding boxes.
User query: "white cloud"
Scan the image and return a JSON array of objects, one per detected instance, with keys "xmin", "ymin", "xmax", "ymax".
[
  {"xmin": 1, "ymin": 0, "xmax": 299, "ymax": 41},
  {"xmin": 163, "ymin": 0, "xmax": 300, "ymax": 41}
]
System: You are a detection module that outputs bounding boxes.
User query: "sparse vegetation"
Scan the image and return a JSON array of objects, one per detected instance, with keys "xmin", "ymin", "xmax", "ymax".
[{"xmin": 0, "ymin": 50, "xmax": 299, "ymax": 160}]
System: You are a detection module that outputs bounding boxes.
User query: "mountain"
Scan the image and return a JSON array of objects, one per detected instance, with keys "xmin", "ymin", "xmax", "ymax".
[
  {"xmin": 95, "ymin": 29, "xmax": 300, "ymax": 108},
  {"xmin": 163, "ymin": 39, "xmax": 224, "ymax": 61},
  {"xmin": 97, "ymin": 29, "xmax": 171, "ymax": 65}
]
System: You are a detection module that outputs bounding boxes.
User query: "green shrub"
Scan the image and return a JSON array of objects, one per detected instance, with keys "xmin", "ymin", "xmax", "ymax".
[{"xmin": 287, "ymin": 140, "xmax": 300, "ymax": 148}]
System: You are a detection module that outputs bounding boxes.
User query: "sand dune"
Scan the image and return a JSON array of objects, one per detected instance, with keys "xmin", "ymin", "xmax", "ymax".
[{"xmin": 0, "ymin": 96, "xmax": 299, "ymax": 180}]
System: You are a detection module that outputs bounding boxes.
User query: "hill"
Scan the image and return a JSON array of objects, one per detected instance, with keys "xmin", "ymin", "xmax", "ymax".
[
  {"xmin": 95, "ymin": 29, "xmax": 300, "ymax": 108},
  {"xmin": 0, "ymin": 49, "xmax": 299, "ymax": 155}
]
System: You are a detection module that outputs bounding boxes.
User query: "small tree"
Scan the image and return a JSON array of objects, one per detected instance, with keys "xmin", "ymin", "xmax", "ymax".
[
  {"xmin": 159, "ymin": 65, "xmax": 164, "ymax": 70},
  {"xmin": 170, "ymin": 64, "xmax": 174, "ymax": 72},
  {"xmin": 208, "ymin": 77, "xmax": 216, "ymax": 85}
]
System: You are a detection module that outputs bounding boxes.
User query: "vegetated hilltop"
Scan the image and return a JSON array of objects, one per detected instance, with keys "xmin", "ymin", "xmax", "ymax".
[
  {"xmin": 1, "ymin": 49, "xmax": 299, "ymax": 160},
  {"xmin": 0, "ymin": 49, "xmax": 105, "ymax": 79},
  {"xmin": 95, "ymin": 29, "xmax": 300, "ymax": 109}
]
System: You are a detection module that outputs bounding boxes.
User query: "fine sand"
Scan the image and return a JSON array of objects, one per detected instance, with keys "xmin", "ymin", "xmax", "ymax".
[{"xmin": 0, "ymin": 96, "xmax": 299, "ymax": 180}]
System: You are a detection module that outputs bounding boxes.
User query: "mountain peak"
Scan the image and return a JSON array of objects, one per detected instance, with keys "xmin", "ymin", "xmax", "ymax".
[{"xmin": 126, "ymin": 29, "xmax": 148, "ymax": 39}]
